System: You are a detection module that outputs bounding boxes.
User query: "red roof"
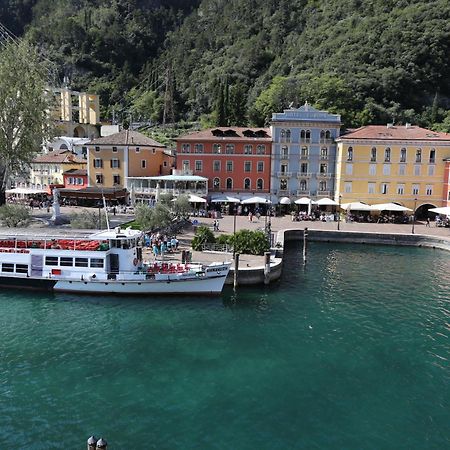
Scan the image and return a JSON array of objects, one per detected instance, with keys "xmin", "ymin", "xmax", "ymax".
[
  {"xmin": 89, "ymin": 130, "xmax": 165, "ymax": 147},
  {"xmin": 338, "ymin": 125, "xmax": 450, "ymax": 141},
  {"xmin": 176, "ymin": 127, "xmax": 272, "ymax": 141},
  {"xmin": 33, "ymin": 151, "xmax": 85, "ymax": 164}
]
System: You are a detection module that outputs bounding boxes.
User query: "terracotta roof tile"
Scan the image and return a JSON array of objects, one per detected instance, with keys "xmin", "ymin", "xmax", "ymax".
[
  {"xmin": 176, "ymin": 127, "xmax": 272, "ymax": 141},
  {"xmin": 338, "ymin": 125, "xmax": 450, "ymax": 141},
  {"xmin": 33, "ymin": 152, "xmax": 85, "ymax": 164},
  {"xmin": 89, "ymin": 130, "xmax": 165, "ymax": 147}
]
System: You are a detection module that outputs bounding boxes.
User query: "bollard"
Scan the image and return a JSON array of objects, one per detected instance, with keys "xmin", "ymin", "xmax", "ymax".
[
  {"xmin": 263, "ymin": 251, "xmax": 271, "ymax": 285},
  {"xmin": 181, "ymin": 250, "xmax": 186, "ymax": 264},
  {"xmin": 233, "ymin": 253, "xmax": 240, "ymax": 290},
  {"xmin": 87, "ymin": 436, "xmax": 97, "ymax": 450},
  {"xmin": 303, "ymin": 227, "xmax": 308, "ymax": 264},
  {"xmin": 96, "ymin": 437, "xmax": 108, "ymax": 450}
]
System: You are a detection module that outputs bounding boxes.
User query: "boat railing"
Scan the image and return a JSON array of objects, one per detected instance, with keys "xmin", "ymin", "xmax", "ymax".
[{"xmin": 0, "ymin": 239, "xmax": 110, "ymax": 252}]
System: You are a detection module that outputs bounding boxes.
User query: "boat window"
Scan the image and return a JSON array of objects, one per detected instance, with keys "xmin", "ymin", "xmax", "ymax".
[
  {"xmin": 90, "ymin": 258, "xmax": 104, "ymax": 268},
  {"xmin": 45, "ymin": 256, "xmax": 58, "ymax": 266},
  {"xmin": 75, "ymin": 258, "xmax": 89, "ymax": 267},
  {"xmin": 60, "ymin": 257, "xmax": 73, "ymax": 267},
  {"xmin": 2, "ymin": 263, "xmax": 14, "ymax": 273},
  {"xmin": 16, "ymin": 264, "xmax": 28, "ymax": 273}
]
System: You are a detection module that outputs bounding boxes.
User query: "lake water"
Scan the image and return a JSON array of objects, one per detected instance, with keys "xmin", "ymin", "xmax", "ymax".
[{"xmin": 0, "ymin": 242, "xmax": 449, "ymax": 449}]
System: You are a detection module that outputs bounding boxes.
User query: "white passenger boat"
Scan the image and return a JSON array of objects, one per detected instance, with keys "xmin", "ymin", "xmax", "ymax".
[{"xmin": 0, "ymin": 227, "xmax": 231, "ymax": 295}]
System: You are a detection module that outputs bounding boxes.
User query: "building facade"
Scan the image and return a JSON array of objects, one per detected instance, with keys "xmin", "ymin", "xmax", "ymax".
[
  {"xmin": 87, "ymin": 130, "xmax": 171, "ymax": 189},
  {"xmin": 62, "ymin": 169, "xmax": 88, "ymax": 190},
  {"xmin": 175, "ymin": 128, "xmax": 272, "ymax": 199},
  {"xmin": 335, "ymin": 124, "xmax": 450, "ymax": 213},
  {"xmin": 270, "ymin": 103, "xmax": 341, "ymax": 199},
  {"xmin": 29, "ymin": 150, "xmax": 86, "ymax": 190}
]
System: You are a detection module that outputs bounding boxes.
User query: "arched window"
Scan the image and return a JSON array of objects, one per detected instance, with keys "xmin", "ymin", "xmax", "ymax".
[
  {"xmin": 281, "ymin": 145, "xmax": 288, "ymax": 159},
  {"xmin": 347, "ymin": 146, "xmax": 353, "ymax": 161},
  {"xmin": 321, "ymin": 147, "xmax": 328, "ymax": 159},
  {"xmin": 416, "ymin": 148, "xmax": 422, "ymax": 163},
  {"xmin": 400, "ymin": 147, "xmax": 407, "ymax": 162},
  {"xmin": 256, "ymin": 145, "xmax": 265, "ymax": 155},
  {"xmin": 285, "ymin": 129, "xmax": 291, "ymax": 143},
  {"xmin": 257, "ymin": 178, "xmax": 263, "ymax": 190},
  {"xmin": 213, "ymin": 177, "xmax": 220, "ymax": 189},
  {"xmin": 320, "ymin": 130, "xmax": 325, "ymax": 140},
  {"xmin": 429, "ymin": 148, "xmax": 436, "ymax": 163},
  {"xmin": 280, "ymin": 129, "xmax": 286, "ymax": 142},
  {"xmin": 371, "ymin": 147, "xmax": 377, "ymax": 162},
  {"xmin": 213, "ymin": 144, "xmax": 221, "ymax": 154},
  {"xmin": 305, "ymin": 130, "xmax": 311, "ymax": 141},
  {"xmin": 384, "ymin": 147, "xmax": 391, "ymax": 162},
  {"xmin": 226, "ymin": 178, "xmax": 233, "ymax": 189},
  {"xmin": 299, "ymin": 179, "xmax": 307, "ymax": 190},
  {"xmin": 319, "ymin": 181, "xmax": 327, "ymax": 191},
  {"xmin": 225, "ymin": 144, "xmax": 234, "ymax": 154},
  {"xmin": 244, "ymin": 178, "xmax": 251, "ymax": 190},
  {"xmin": 325, "ymin": 130, "xmax": 331, "ymax": 139},
  {"xmin": 300, "ymin": 130, "xmax": 306, "ymax": 140}
]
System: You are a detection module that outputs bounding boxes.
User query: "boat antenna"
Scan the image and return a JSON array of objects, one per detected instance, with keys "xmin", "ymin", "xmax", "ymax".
[{"xmin": 101, "ymin": 189, "xmax": 111, "ymax": 231}]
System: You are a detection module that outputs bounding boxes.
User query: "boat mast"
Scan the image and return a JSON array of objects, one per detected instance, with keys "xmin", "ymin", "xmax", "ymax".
[{"xmin": 101, "ymin": 190, "xmax": 110, "ymax": 231}]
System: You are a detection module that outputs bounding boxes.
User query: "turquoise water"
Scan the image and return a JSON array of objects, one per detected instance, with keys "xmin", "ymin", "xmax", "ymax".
[{"xmin": 0, "ymin": 242, "xmax": 449, "ymax": 449}]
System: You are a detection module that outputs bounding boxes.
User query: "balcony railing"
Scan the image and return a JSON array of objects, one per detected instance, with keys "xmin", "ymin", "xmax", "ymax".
[
  {"xmin": 316, "ymin": 172, "xmax": 333, "ymax": 178},
  {"xmin": 300, "ymin": 154, "xmax": 309, "ymax": 159},
  {"xmin": 277, "ymin": 171, "xmax": 292, "ymax": 178},
  {"xmin": 300, "ymin": 138, "xmax": 311, "ymax": 144},
  {"xmin": 296, "ymin": 189, "xmax": 310, "ymax": 196},
  {"xmin": 319, "ymin": 138, "xmax": 334, "ymax": 144},
  {"xmin": 297, "ymin": 172, "xmax": 312, "ymax": 178},
  {"xmin": 280, "ymin": 153, "xmax": 289, "ymax": 160},
  {"xmin": 320, "ymin": 155, "xmax": 329, "ymax": 160},
  {"xmin": 316, "ymin": 190, "xmax": 332, "ymax": 197}
]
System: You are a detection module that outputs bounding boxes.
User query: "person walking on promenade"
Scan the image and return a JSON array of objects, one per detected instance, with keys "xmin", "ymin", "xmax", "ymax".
[{"xmin": 426, "ymin": 217, "xmax": 430, "ymax": 227}]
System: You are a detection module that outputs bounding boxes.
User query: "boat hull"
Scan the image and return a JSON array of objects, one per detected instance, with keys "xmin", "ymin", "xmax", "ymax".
[{"xmin": 0, "ymin": 274, "xmax": 228, "ymax": 296}]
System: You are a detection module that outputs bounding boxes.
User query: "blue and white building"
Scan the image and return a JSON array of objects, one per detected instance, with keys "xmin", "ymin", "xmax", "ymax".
[{"xmin": 270, "ymin": 103, "xmax": 341, "ymax": 199}]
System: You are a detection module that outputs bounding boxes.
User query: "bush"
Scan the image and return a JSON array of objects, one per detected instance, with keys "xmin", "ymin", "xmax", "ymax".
[
  {"xmin": 70, "ymin": 210, "xmax": 102, "ymax": 229},
  {"xmin": 231, "ymin": 229, "xmax": 270, "ymax": 255},
  {"xmin": 0, "ymin": 204, "xmax": 31, "ymax": 227},
  {"xmin": 191, "ymin": 225, "xmax": 216, "ymax": 250}
]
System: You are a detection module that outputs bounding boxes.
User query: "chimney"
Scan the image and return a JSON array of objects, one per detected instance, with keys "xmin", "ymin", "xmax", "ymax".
[{"xmin": 405, "ymin": 123, "xmax": 411, "ymax": 129}]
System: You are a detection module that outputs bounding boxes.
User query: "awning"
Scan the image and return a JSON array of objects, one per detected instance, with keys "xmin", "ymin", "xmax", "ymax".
[
  {"xmin": 241, "ymin": 196, "xmax": 272, "ymax": 204},
  {"xmin": 279, "ymin": 196, "xmax": 292, "ymax": 205},
  {"xmin": 210, "ymin": 195, "xmax": 241, "ymax": 203},
  {"xmin": 188, "ymin": 194, "xmax": 207, "ymax": 203},
  {"xmin": 6, "ymin": 188, "xmax": 47, "ymax": 195}
]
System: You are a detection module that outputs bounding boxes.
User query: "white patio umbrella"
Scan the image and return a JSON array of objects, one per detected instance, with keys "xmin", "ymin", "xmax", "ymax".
[
  {"xmin": 370, "ymin": 203, "xmax": 412, "ymax": 212},
  {"xmin": 279, "ymin": 196, "xmax": 292, "ymax": 205},
  {"xmin": 241, "ymin": 196, "xmax": 271, "ymax": 204},
  {"xmin": 341, "ymin": 201, "xmax": 372, "ymax": 211},
  {"xmin": 428, "ymin": 206, "xmax": 450, "ymax": 215},
  {"xmin": 188, "ymin": 194, "xmax": 207, "ymax": 203},
  {"xmin": 294, "ymin": 197, "xmax": 316, "ymax": 205},
  {"xmin": 210, "ymin": 196, "xmax": 240, "ymax": 203},
  {"xmin": 316, "ymin": 197, "xmax": 339, "ymax": 206}
]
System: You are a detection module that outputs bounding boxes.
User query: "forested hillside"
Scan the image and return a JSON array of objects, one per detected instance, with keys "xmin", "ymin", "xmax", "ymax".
[{"xmin": 1, "ymin": 0, "xmax": 450, "ymax": 130}]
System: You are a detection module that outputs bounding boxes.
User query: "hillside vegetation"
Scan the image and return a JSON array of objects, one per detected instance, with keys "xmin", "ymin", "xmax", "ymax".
[{"xmin": 1, "ymin": 0, "xmax": 450, "ymax": 130}]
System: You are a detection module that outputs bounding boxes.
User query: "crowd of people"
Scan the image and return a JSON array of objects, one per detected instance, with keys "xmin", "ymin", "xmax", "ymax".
[{"xmin": 144, "ymin": 232, "xmax": 179, "ymax": 257}]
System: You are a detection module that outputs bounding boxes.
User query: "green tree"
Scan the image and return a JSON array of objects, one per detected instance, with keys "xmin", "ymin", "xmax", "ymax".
[
  {"xmin": 172, "ymin": 194, "xmax": 192, "ymax": 219},
  {"xmin": 0, "ymin": 41, "xmax": 54, "ymax": 205},
  {"xmin": 135, "ymin": 202, "xmax": 172, "ymax": 231},
  {"xmin": 191, "ymin": 225, "xmax": 215, "ymax": 251},
  {"xmin": 0, "ymin": 204, "xmax": 31, "ymax": 227}
]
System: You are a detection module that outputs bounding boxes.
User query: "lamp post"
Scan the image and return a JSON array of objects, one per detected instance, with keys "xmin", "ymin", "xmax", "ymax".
[
  {"xmin": 337, "ymin": 193, "xmax": 342, "ymax": 230},
  {"xmin": 412, "ymin": 197, "xmax": 417, "ymax": 234},
  {"xmin": 233, "ymin": 204, "xmax": 237, "ymax": 257}
]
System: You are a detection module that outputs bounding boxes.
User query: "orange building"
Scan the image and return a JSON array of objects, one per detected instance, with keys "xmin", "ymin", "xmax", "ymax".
[
  {"xmin": 87, "ymin": 130, "xmax": 172, "ymax": 188},
  {"xmin": 175, "ymin": 128, "xmax": 272, "ymax": 198}
]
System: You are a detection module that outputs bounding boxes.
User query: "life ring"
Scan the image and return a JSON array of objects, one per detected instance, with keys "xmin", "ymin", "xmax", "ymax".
[{"xmin": 133, "ymin": 258, "xmax": 139, "ymax": 266}]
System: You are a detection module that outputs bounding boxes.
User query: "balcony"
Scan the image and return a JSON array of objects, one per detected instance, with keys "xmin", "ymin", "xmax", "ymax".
[
  {"xmin": 296, "ymin": 190, "xmax": 310, "ymax": 196},
  {"xmin": 320, "ymin": 138, "xmax": 334, "ymax": 145},
  {"xmin": 320, "ymin": 155, "xmax": 329, "ymax": 160},
  {"xmin": 300, "ymin": 138, "xmax": 311, "ymax": 144},
  {"xmin": 280, "ymin": 153, "xmax": 289, "ymax": 160},
  {"xmin": 297, "ymin": 172, "xmax": 312, "ymax": 178},
  {"xmin": 300, "ymin": 154, "xmax": 309, "ymax": 160},
  {"xmin": 316, "ymin": 190, "xmax": 332, "ymax": 197},
  {"xmin": 316, "ymin": 172, "xmax": 333, "ymax": 179},
  {"xmin": 277, "ymin": 171, "xmax": 292, "ymax": 178}
]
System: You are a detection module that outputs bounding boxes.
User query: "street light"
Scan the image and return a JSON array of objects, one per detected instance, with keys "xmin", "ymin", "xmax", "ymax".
[
  {"xmin": 337, "ymin": 193, "xmax": 342, "ymax": 230},
  {"xmin": 412, "ymin": 197, "xmax": 418, "ymax": 234},
  {"xmin": 233, "ymin": 204, "xmax": 237, "ymax": 257}
]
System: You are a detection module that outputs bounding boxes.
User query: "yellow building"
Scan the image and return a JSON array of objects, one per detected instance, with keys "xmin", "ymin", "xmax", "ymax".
[
  {"xmin": 29, "ymin": 149, "xmax": 86, "ymax": 190},
  {"xmin": 87, "ymin": 130, "xmax": 170, "ymax": 188},
  {"xmin": 335, "ymin": 125, "xmax": 450, "ymax": 215}
]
